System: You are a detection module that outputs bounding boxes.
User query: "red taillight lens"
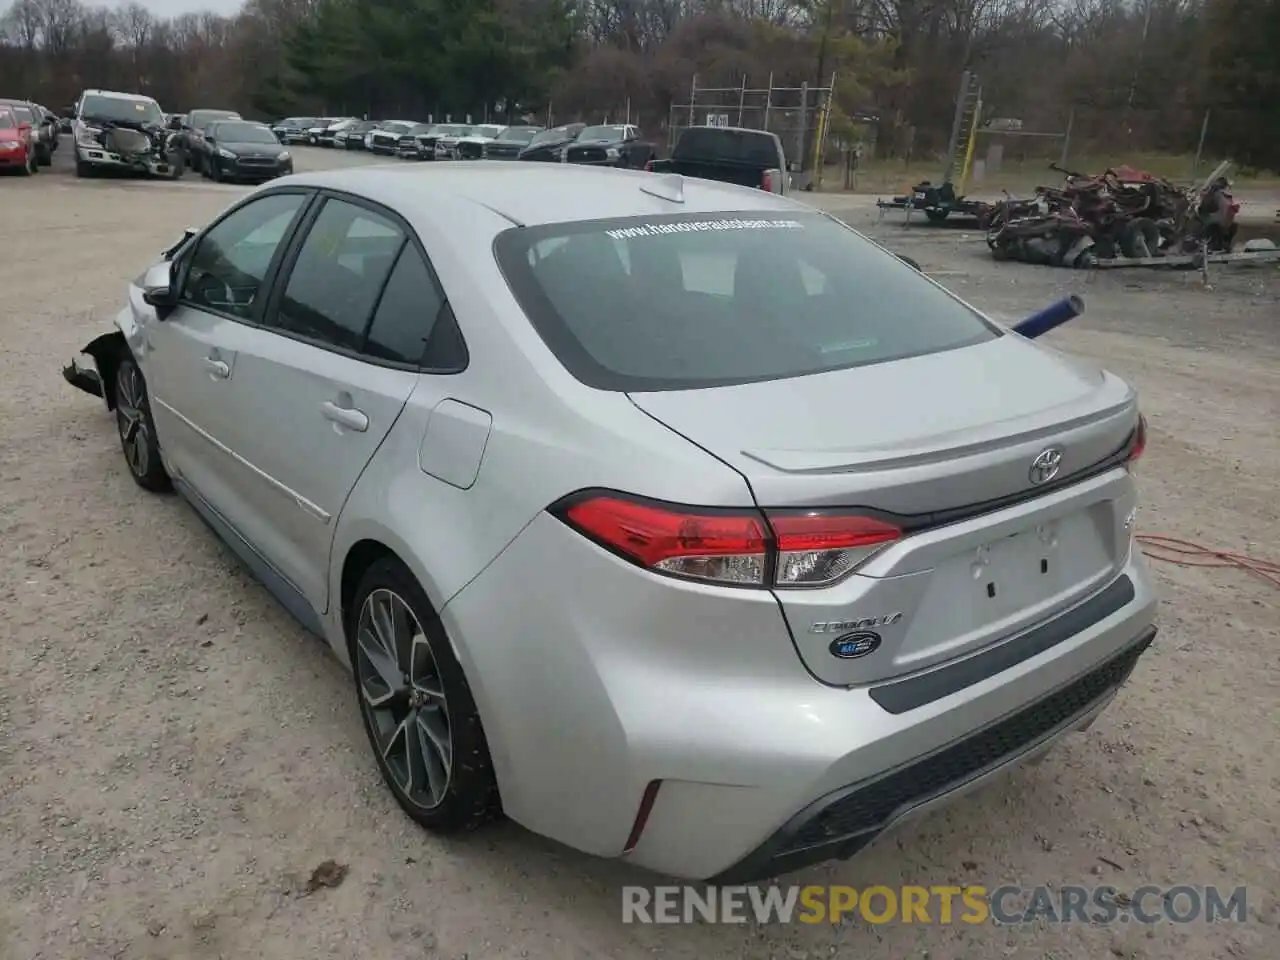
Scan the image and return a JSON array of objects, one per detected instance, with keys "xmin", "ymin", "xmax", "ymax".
[
  {"xmin": 644, "ymin": 159, "xmax": 654, "ymax": 172},
  {"xmin": 767, "ymin": 512, "xmax": 902, "ymax": 587},
  {"xmin": 761, "ymin": 170, "xmax": 773, "ymax": 191},
  {"xmin": 563, "ymin": 496, "xmax": 769, "ymax": 585},
  {"xmin": 555, "ymin": 493, "xmax": 901, "ymax": 588},
  {"xmin": 1126, "ymin": 414, "xmax": 1147, "ymax": 464}
]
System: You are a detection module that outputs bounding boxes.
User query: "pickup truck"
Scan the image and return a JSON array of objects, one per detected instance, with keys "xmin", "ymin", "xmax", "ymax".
[{"xmin": 645, "ymin": 125, "xmax": 788, "ymax": 194}]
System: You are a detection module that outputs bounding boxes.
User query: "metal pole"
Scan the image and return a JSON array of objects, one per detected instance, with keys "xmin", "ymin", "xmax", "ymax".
[
  {"xmin": 689, "ymin": 75, "xmax": 698, "ymax": 127},
  {"xmin": 1060, "ymin": 107, "xmax": 1074, "ymax": 167},
  {"xmin": 763, "ymin": 72, "xmax": 773, "ymax": 132},
  {"xmin": 798, "ymin": 82, "xmax": 809, "ymax": 171},
  {"xmin": 737, "ymin": 75, "xmax": 747, "ymax": 126},
  {"xmin": 1192, "ymin": 108, "xmax": 1211, "ymax": 180}
]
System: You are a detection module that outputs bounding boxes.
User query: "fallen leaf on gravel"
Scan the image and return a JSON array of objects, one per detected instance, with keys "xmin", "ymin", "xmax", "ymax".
[{"xmin": 302, "ymin": 859, "xmax": 348, "ymax": 895}]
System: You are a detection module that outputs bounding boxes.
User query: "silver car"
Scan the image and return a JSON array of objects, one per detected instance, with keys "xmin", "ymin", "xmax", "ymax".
[{"xmin": 62, "ymin": 164, "xmax": 1157, "ymax": 881}]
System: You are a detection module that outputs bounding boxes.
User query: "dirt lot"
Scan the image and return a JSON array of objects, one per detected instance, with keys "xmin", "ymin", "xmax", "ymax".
[{"xmin": 1, "ymin": 151, "xmax": 1277, "ymax": 960}]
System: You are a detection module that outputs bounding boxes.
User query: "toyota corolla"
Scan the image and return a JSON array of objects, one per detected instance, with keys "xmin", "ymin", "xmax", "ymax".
[{"xmin": 61, "ymin": 163, "xmax": 1157, "ymax": 881}]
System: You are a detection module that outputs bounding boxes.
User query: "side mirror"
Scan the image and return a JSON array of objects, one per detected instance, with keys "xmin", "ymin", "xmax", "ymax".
[
  {"xmin": 205, "ymin": 136, "xmax": 215, "ymax": 146},
  {"xmin": 142, "ymin": 285, "xmax": 178, "ymax": 311},
  {"xmin": 142, "ymin": 261, "xmax": 181, "ymax": 317}
]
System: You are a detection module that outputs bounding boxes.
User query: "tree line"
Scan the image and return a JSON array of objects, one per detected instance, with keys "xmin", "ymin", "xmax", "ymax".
[{"xmin": 0, "ymin": 0, "xmax": 1274, "ymax": 170}]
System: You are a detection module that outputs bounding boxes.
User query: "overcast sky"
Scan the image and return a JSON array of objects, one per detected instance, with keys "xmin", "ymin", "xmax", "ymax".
[{"xmin": 90, "ymin": 0, "xmax": 244, "ymax": 18}]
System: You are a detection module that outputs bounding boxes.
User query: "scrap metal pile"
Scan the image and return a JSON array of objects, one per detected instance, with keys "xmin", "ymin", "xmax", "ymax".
[{"xmin": 984, "ymin": 162, "xmax": 1239, "ymax": 268}]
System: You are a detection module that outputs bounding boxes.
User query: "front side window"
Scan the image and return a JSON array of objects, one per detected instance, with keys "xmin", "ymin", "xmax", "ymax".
[
  {"xmin": 494, "ymin": 212, "xmax": 1000, "ymax": 391},
  {"xmin": 182, "ymin": 192, "xmax": 308, "ymax": 319},
  {"xmin": 272, "ymin": 199, "xmax": 405, "ymax": 351}
]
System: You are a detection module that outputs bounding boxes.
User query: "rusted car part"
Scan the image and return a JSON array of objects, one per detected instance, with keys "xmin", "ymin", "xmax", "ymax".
[{"xmin": 986, "ymin": 161, "xmax": 1257, "ymax": 267}]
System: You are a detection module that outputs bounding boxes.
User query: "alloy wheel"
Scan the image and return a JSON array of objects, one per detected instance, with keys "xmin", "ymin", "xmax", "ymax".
[
  {"xmin": 355, "ymin": 588, "xmax": 453, "ymax": 810},
  {"xmin": 115, "ymin": 363, "xmax": 150, "ymax": 479}
]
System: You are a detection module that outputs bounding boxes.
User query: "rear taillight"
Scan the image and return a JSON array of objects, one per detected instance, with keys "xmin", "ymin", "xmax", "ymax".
[
  {"xmin": 553, "ymin": 492, "xmax": 900, "ymax": 589},
  {"xmin": 767, "ymin": 511, "xmax": 902, "ymax": 586},
  {"xmin": 761, "ymin": 170, "xmax": 773, "ymax": 191},
  {"xmin": 1126, "ymin": 414, "xmax": 1147, "ymax": 464},
  {"xmin": 644, "ymin": 159, "xmax": 654, "ymax": 172}
]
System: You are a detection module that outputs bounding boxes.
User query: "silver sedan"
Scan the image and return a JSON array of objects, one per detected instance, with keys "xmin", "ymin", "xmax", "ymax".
[{"xmin": 63, "ymin": 162, "xmax": 1157, "ymax": 881}]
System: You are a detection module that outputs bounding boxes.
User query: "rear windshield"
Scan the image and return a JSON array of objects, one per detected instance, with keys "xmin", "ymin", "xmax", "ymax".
[
  {"xmin": 494, "ymin": 212, "xmax": 1000, "ymax": 391},
  {"xmin": 675, "ymin": 128, "xmax": 781, "ymax": 167},
  {"xmin": 0, "ymin": 111, "xmax": 13, "ymax": 129}
]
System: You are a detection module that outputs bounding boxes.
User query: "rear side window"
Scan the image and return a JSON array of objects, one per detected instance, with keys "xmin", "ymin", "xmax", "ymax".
[
  {"xmin": 363, "ymin": 246, "xmax": 443, "ymax": 365},
  {"xmin": 675, "ymin": 129, "xmax": 781, "ymax": 167},
  {"xmin": 273, "ymin": 199, "xmax": 405, "ymax": 350},
  {"xmin": 494, "ymin": 212, "xmax": 1000, "ymax": 392}
]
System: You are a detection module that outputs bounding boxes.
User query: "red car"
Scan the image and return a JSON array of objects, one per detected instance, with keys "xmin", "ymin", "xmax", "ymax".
[{"xmin": 0, "ymin": 106, "xmax": 38, "ymax": 175}]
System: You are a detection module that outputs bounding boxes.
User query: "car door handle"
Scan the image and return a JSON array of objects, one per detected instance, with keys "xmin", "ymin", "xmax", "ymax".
[
  {"xmin": 321, "ymin": 401, "xmax": 369, "ymax": 432},
  {"xmin": 202, "ymin": 358, "xmax": 230, "ymax": 379}
]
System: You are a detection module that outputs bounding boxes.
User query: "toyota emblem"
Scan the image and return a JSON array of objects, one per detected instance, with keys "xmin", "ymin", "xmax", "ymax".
[{"xmin": 1029, "ymin": 447, "xmax": 1064, "ymax": 486}]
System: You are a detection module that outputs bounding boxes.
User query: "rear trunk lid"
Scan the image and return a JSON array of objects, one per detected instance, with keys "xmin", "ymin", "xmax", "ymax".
[{"xmin": 628, "ymin": 335, "xmax": 1141, "ymax": 686}]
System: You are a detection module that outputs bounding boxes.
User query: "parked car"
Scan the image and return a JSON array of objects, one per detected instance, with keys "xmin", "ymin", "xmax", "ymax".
[
  {"xmin": 319, "ymin": 118, "xmax": 361, "ymax": 147},
  {"xmin": 395, "ymin": 123, "xmax": 434, "ymax": 159},
  {"xmin": 308, "ymin": 118, "xmax": 352, "ymax": 145},
  {"xmin": 516, "ymin": 122, "xmax": 585, "ymax": 162},
  {"xmin": 432, "ymin": 124, "xmax": 476, "ymax": 159},
  {"xmin": 0, "ymin": 99, "xmax": 55, "ymax": 166},
  {"xmin": 482, "ymin": 125, "xmax": 542, "ymax": 160},
  {"xmin": 69, "ymin": 89, "xmax": 177, "ymax": 178},
  {"xmin": 453, "ymin": 124, "xmax": 505, "ymax": 160},
  {"xmin": 179, "ymin": 109, "xmax": 241, "ymax": 174},
  {"xmin": 564, "ymin": 124, "xmax": 656, "ymax": 169},
  {"xmin": 200, "ymin": 119, "xmax": 293, "ymax": 183},
  {"xmin": 336, "ymin": 119, "xmax": 378, "ymax": 149},
  {"xmin": 62, "ymin": 164, "xmax": 1156, "ymax": 882},
  {"xmin": 369, "ymin": 120, "xmax": 415, "ymax": 156},
  {"xmin": 407, "ymin": 123, "xmax": 466, "ymax": 160},
  {"xmin": 34, "ymin": 103, "xmax": 61, "ymax": 158},
  {"xmin": 273, "ymin": 117, "xmax": 320, "ymax": 144},
  {"xmin": 647, "ymin": 125, "xmax": 789, "ymax": 194},
  {"xmin": 0, "ymin": 104, "xmax": 38, "ymax": 175}
]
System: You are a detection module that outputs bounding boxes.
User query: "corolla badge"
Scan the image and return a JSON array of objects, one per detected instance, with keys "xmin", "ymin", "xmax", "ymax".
[
  {"xmin": 829, "ymin": 631, "xmax": 882, "ymax": 660},
  {"xmin": 1028, "ymin": 446, "xmax": 1064, "ymax": 486}
]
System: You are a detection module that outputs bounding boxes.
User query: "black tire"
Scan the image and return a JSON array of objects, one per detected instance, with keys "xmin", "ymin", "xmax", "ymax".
[
  {"xmin": 925, "ymin": 207, "xmax": 949, "ymax": 222},
  {"xmin": 349, "ymin": 557, "xmax": 501, "ymax": 833},
  {"xmin": 209, "ymin": 159, "xmax": 222, "ymax": 182},
  {"xmin": 1119, "ymin": 217, "xmax": 1160, "ymax": 259},
  {"xmin": 37, "ymin": 143, "xmax": 52, "ymax": 166},
  {"xmin": 114, "ymin": 355, "xmax": 171, "ymax": 493}
]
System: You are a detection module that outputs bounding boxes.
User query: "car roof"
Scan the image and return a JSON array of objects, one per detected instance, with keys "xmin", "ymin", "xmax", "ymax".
[
  {"xmin": 283, "ymin": 162, "xmax": 803, "ymax": 228},
  {"xmin": 83, "ymin": 89, "xmax": 157, "ymax": 103}
]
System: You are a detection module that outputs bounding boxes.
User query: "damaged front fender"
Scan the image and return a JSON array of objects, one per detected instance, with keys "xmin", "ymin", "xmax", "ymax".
[{"xmin": 63, "ymin": 331, "xmax": 129, "ymax": 410}]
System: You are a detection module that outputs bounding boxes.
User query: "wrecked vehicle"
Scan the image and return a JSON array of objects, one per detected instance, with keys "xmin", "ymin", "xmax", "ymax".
[
  {"xmin": 987, "ymin": 162, "xmax": 1240, "ymax": 266},
  {"xmin": 70, "ymin": 89, "xmax": 182, "ymax": 179}
]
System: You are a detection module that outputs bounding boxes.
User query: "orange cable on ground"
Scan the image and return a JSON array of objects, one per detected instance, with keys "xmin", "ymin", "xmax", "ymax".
[{"xmin": 1136, "ymin": 534, "xmax": 1280, "ymax": 590}]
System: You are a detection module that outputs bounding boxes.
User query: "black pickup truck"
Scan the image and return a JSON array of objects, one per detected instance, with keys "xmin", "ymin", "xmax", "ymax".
[{"xmin": 646, "ymin": 126, "xmax": 789, "ymax": 193}]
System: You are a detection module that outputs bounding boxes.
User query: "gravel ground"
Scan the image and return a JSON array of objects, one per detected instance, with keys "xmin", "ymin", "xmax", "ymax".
[{"xmin": 0, "ymin": 149, "xmax": 1277, "ymax": 960}]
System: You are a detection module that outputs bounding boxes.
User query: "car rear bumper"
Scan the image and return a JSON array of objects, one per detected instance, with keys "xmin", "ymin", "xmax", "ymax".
[{"xmin": 443, "ymin": 511, "xmax": 1159, "ymax": 880}]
